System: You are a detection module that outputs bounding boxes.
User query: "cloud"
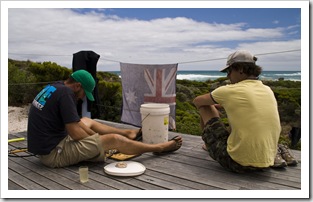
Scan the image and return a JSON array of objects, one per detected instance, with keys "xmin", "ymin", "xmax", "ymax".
[{"xmin": 8, "ymin": 8, "xmax": 301, "ymax": 71}]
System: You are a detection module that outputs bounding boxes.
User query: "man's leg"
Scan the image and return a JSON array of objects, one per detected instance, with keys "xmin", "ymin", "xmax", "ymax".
[
  {"xmin": 197, "ymin": 105, "xmax": 220, "ymax": 151},
  {"xmin": 99, "ymin": 133, "xmax": 183, "ymax": 155},
  {"xmin": 197, "ymin": 105, "xmax": 220, "ymax": 129},
  {"xmin": 80, "ymin": 117, "xmax": 139, "ymax": 140},
  {"xmin": 81, "ymin": 117, "xmax": 182, "ymax": 154}
]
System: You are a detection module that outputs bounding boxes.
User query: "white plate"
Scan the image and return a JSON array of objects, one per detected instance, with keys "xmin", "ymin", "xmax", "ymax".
[{"xmin": 104, "ymin": 161, "xmax": 146, "ymax": 176}]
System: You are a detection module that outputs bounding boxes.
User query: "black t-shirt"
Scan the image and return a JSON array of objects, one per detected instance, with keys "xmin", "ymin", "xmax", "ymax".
[{"xmin": 27, "ymin": 81, "xmax": 80, "ymax": 155}]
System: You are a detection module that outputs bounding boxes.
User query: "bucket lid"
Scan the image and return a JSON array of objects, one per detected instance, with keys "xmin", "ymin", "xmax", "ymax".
[{"xmin": 104, "ymin": 161, "xmax": 146, "ymax": 176}]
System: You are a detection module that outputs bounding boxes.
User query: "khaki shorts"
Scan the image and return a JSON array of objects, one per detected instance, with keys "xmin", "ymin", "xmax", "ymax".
[
  {"xmin": 202, "ymin": 117, "xmax": 263, "ymax": 173},
  {"xmin": 39, "ymin": 133, "xmax": 105, "ymax": 168}
]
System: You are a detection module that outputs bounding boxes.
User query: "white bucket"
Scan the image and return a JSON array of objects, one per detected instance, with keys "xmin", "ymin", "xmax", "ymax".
[{"xmin": 140, "ymin": 103, "xmax": 170, "ymax": 144}]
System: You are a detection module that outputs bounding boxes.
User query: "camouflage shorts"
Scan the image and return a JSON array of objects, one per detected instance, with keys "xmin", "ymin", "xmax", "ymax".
[{"xmin": 202, "ymin": 117, "xmax": 261, "ymax": 173}]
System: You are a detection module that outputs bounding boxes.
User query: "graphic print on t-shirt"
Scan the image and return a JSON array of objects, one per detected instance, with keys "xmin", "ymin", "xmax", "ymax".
[{"xmin": 32, "ymin": 85, "xmax": 57, "ymax": 110}]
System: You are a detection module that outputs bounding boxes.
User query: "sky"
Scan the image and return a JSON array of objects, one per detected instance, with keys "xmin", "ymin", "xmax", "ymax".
[{"xmin": 4, "ymin": 1, "xmax": 307, "ymax": 72}]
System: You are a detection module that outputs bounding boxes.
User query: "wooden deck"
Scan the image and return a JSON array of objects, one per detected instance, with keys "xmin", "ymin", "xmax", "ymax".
[{"xmin": 7, "ymin": 119, "xmax": 304, "ymax": 198}]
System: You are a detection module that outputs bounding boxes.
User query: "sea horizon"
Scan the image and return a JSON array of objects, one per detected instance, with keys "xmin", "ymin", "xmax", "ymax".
[{"xmin": 108, "ymin": 70, "xmax": 301, "ymax": 82}]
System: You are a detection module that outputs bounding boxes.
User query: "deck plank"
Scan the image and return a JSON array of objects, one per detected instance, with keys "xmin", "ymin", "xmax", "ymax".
[
  {"xmin": 8, "ymin": 179, "xmax": 25, "ymax": 190},
  {"xmin": 7, "ymin": 119, "xmax": 301, "ymax": 191}
]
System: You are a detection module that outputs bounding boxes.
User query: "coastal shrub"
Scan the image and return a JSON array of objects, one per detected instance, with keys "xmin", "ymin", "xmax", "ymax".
[
  {"xmin": 176, "ymin": 79, "xmax": 210, "ymax": 97},
  {"xmin": 214, "ymin": 77, "xmax": 228, "ymax": 83},
  {"xmin": 263, "ymin": 80, "xmax": 300, "ymax": 88},
  {"xmin": 97, "ymin": 80, "xmax": 123, "ymax": 122},
  {"xmin": 176, "ymin": 84, "xmax": 195, "ymax": 102},
  {"xmin": 97, "ymin": 71, "xmax": 120, "ymax": 82},
  {"xmin": 8, "ymin": 61, "xmax": 37, "ymax": 105},
  {"xmin": 9, "ymin": 59, "xmax": 72, "ymax": 106},
  {"xmin": 273, "ymin": 88, "xmax": 301, "ymax": 106},
  {"xmin": 177, "ymin": 79, "xmax": 209, "ymax": 88},
  {"xmin": 175, "ymin": 108, "xmax": 202, "ymax": 136},
  {"xmin": 273, "ymin": 88, "xmax": 301, "ymax": 126},
  {"xmin": 27, "ymin": 61, "xmax": 71, "ymax": 82}
]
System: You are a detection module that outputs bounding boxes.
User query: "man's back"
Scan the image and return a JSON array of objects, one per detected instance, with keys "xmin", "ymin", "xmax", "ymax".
[
  {"xmin": 27, "ymin": 82, "xmax": 80, "ymax": 155},
  {"xmin": 212, "ymin": 80, "xmax": 281, "ymax": 167}
]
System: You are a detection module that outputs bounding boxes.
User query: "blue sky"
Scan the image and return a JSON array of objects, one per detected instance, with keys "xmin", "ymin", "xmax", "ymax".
[
  {"xmin": 87, "ymin": 8, "xmax": 300, "ymax": 29},
  {"xmin": 5, "ymin": 2, "xmax": 306, "ymax": 71}
]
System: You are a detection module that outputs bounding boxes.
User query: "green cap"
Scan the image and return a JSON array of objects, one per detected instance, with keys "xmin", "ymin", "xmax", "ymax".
[{"xmin": 71, "ymin": 70, "xmax": 95, "ymax": 101}]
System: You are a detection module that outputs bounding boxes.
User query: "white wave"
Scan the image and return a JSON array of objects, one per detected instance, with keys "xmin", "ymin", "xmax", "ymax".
[
  {"xmin": 263, "ymin": 72, "xmax": 301, "ymax": 77},
  {"xmin": 275, "ymin": 72, "xmax": 301, "ymax": 76},
  {"xmin": 177, "ymin": 74, "xmax": 223, "ymax": 81}
]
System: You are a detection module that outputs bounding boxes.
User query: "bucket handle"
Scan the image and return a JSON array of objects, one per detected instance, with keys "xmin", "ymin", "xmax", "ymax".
[{"xmin": 141, "ymin": 113, "xmax": 151, "ymax": 124}]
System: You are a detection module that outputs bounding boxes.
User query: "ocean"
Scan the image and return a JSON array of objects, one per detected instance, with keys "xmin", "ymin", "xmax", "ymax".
[
  {"xmin": 176, "ymin": 70, "xmax": 301, "ymax": 82},
  {"xmin": 109, "ymin": 70, "xmax": 301, "ymax": 82}
]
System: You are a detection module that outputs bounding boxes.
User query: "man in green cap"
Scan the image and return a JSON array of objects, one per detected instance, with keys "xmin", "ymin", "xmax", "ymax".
[
  {"xmin": 27, "ymin": 70, "xmax": 182, "ymax": 168},
  {"xmin": 71, "ymin": 69, "xmax": 96, "ymax": 101}
]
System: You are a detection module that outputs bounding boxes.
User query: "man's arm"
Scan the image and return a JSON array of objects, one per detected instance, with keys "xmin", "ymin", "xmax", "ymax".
[
  {"xmin": 65, "ymin": 121, "xmax": 96, "ymax": 141},
  {"xmin": 78, "ymin": 120, "xmax": 96, "ymax": 136},
  {"xmin": 193, "ymin": 93, "xmax": 216, "ymax": 109}
]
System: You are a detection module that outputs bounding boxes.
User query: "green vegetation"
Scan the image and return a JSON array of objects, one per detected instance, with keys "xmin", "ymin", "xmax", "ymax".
[
  {"xmin": 8, "ymin": 59, "xmax": 301, "ymax": 150},
  {"xmin": 96, "ymin": 80, "xmax": 123, "ymax": 122}
]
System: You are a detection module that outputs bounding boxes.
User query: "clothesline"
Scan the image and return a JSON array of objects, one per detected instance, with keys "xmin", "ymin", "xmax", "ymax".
[{"xmin": 8, "ymin": 49, "xmax": 301, "ymax": 65}]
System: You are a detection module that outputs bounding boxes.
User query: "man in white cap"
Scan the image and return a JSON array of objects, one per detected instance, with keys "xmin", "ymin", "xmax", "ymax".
[{"xmin": 193, "ymin": 50, "xmax": 296, "ymax": 173}]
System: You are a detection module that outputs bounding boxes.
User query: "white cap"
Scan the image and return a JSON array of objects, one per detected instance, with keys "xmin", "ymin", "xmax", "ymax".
[{"xmin": 220, "ymin": 50, "xmax": 256, "ymax": 72}]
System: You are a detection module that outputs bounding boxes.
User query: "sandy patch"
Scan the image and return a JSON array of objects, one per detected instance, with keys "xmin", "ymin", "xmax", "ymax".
[{"xmin": 8, "ymin": 105, "xmax": 30, "ymax": 134}]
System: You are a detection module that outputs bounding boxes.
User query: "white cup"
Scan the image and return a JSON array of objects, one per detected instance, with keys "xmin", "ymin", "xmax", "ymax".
[{"xmin": 79, "ymin": 166, "xmax": 88, "ymax": 183}]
